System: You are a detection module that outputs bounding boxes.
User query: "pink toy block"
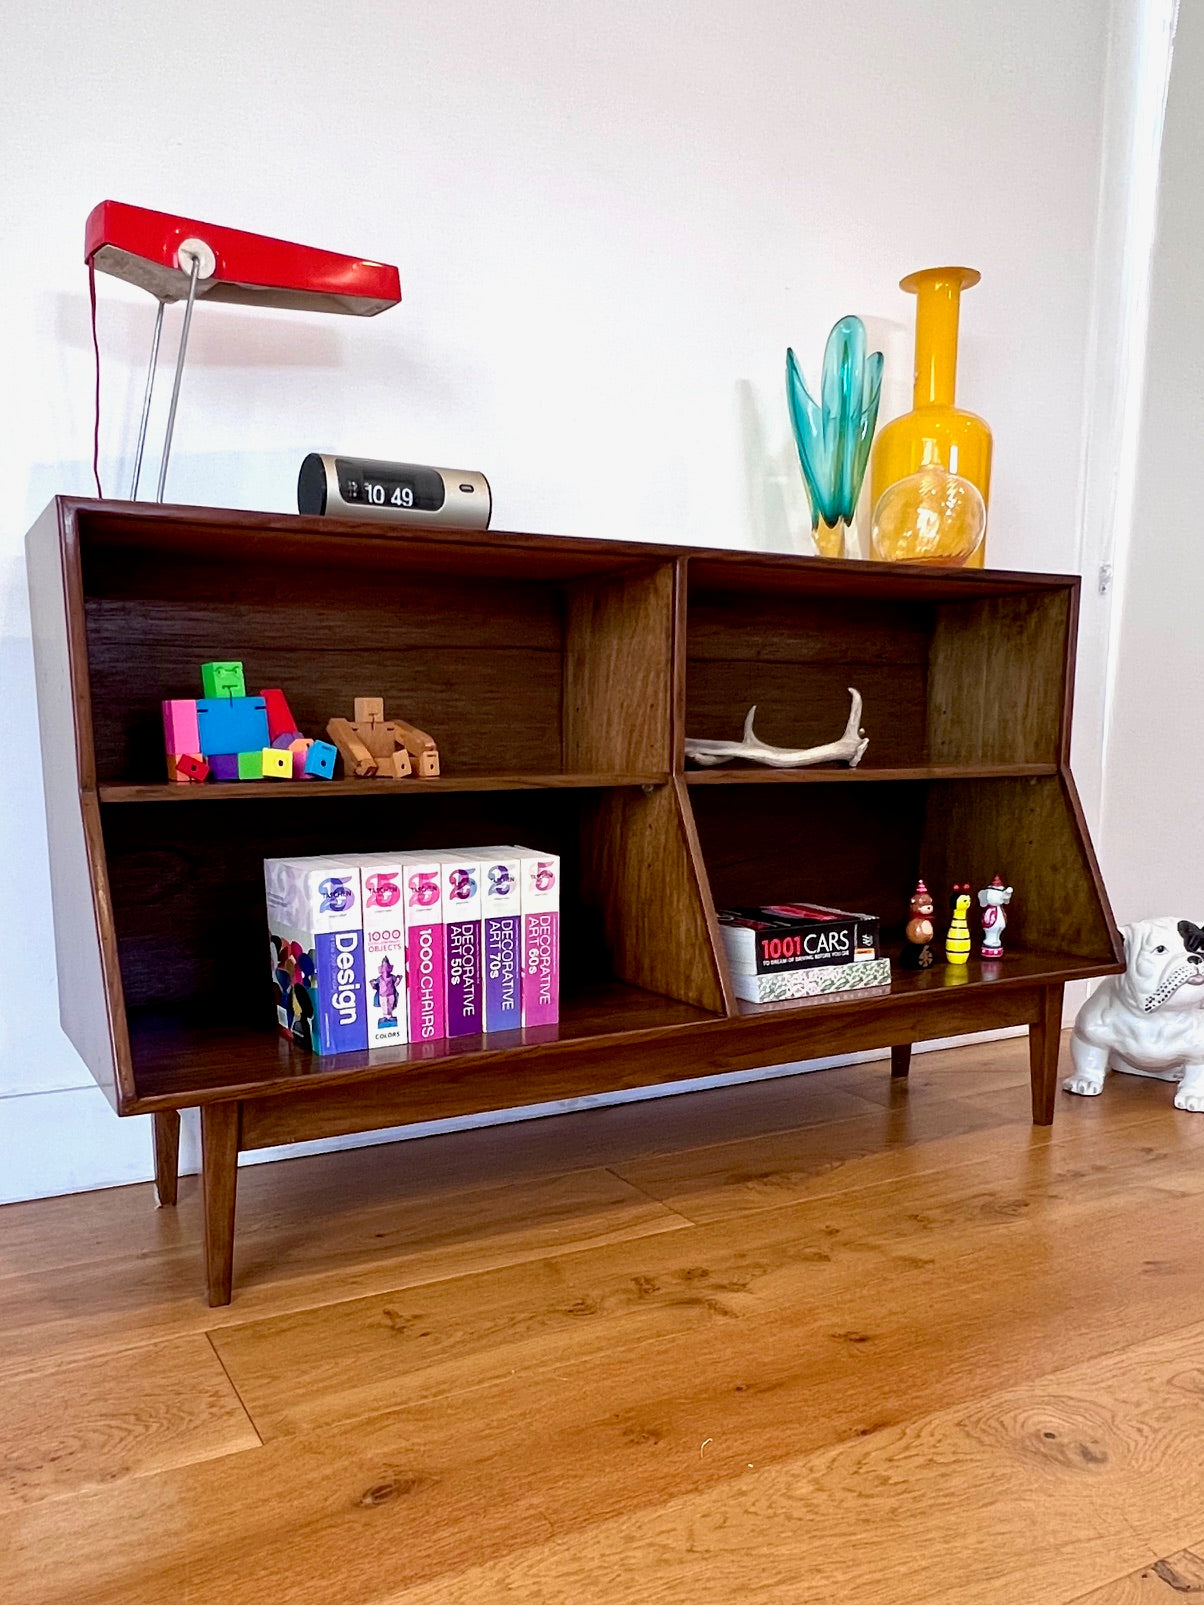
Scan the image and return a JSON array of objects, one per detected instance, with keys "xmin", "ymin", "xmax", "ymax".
[{"xmin": 162, "ymin": 699, "xmax": 200, "ymax": 755}]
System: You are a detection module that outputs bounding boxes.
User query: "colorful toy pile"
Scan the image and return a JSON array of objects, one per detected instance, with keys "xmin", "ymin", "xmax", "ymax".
[{"xmin": 161, "ymin": 661, "xmax": 337, "ymax": 784}]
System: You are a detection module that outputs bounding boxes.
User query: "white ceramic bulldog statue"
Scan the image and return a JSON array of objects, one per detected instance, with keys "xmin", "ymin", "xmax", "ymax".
[{"xmin": 1064, "ymin": 917, "xmax": 1204, "ymax": 1110}]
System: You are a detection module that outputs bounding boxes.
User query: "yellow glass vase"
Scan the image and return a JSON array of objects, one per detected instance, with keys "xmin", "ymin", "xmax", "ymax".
[{"xmin": 870, "ymin": 267, "xmax": 992, "ymax": 567}]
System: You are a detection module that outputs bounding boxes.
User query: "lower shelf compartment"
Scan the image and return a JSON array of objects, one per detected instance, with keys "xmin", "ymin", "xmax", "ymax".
[
  {"xmin": 732, "ymin": 950, "xmax": 1116, "ymax": 1016},
  {"xmin": 129, "ymin": 981, "xmax": 722, "ymax": 1108}
]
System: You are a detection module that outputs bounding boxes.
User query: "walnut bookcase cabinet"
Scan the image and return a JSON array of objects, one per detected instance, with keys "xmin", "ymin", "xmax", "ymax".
[{"xmin": 28, "ymin": 498, "xmax": 1122, "ymax": 1304}]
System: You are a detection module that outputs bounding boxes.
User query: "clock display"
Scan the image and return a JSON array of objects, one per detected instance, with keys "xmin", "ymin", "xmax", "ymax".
[{"xmin": 336, "ymin": 458, "xmax": 445, "ymax": 513}]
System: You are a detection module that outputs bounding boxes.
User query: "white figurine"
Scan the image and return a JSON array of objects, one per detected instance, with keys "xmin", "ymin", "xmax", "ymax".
[
  {"xmin": 685, "ymin": 687, "xmax": 868, "ymax": 769},
  {"xmin": 1064, "ymin": 917, "xmax": 1204, "ymax": 1111},
  {"xmin": 978, "ymin": 875, "xmax": 1013, "ymax": 959}
]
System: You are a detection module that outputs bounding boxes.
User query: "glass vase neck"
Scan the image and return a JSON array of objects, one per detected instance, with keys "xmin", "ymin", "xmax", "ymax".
[{"xmin": 902, "ymin": 266, "xmax": 980, "ymax": 409}]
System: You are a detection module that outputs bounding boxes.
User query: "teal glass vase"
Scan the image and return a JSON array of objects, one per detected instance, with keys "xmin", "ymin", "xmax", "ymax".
[{"xmin": 786, "ymin": 315, "xmax": 883, "ymax": 558}]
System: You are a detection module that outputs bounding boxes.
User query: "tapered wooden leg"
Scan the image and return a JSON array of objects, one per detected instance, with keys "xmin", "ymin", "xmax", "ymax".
[
  {"xmin": 152, "ymin": 1109, "xmax": 180, "ymax": 1206},
  {"xmin": 1029, "ymin": 984, "xmax": 1065, "ymax": 1126},
  {"xmin": 201, "ymin": 1102, "xmax": 240, "ymax": 1306},
  {"xmin": 890, "ymin": 1044, "xmax": 912, "ymax": 1079}
]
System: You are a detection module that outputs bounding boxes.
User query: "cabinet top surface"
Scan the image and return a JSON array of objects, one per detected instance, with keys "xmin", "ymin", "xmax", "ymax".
[{"xmin": 43, "ymin": 496, "xmax": 1077, "ymax": 600}]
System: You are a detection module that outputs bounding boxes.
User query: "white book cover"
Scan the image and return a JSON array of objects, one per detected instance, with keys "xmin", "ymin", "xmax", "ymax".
[{"xmin": 356, "ymin": 854, "xmax": 410, "ymax": 1049}]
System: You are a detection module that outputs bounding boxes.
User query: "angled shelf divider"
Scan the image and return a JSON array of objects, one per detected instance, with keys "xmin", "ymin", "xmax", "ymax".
[{"xmin": 28, "ymin": 499, "xmax": 1122, "ymax": 1304}]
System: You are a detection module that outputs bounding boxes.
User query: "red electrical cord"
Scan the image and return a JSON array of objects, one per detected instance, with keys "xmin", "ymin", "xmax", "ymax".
[{"xmin": 88, "ymin": 261, "xmax": 103, "ymax": 497}]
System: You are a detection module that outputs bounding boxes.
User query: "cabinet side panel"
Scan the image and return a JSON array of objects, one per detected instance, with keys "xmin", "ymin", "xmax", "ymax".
[
  {"xmin": 563, "ymin": 563, "xmax": 675, "ymax": 773},
  {"xmin": 25, "ymin": 503, "xmax": 128, "ymax": 1110},
  {"xmin": 581, "ymin": 783, "xmax": 727, "ymax": 1014},
  {"xmin": 920, "ymin": 774, "xmax": 1118, "ymax": 961},
  {"xmin": 927, "ymin": 591, "xmax": 1071, "ymax": 764}
]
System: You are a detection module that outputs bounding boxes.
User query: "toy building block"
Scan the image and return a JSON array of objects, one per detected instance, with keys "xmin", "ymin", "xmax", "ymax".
[
  {"xmin": 170, "ymin": 753, "xmax": 210, "ymax": 784},
  {"xmin": 201, "ymin": 661, "xmax": 246, "ymax": 699},
  {"xmin": 384, "ymin": 716, "xmax": 440, "ymax": 778},
  {"xmin": 260, "ymin": 688, "xmax": 298, "ymax": 743},
  {"xmin": 271, "ymin": 730, "xmax": 304, "ymax": 749},
  {"xmin": 303, "ymin": 739, "xmax": 337, "ymax": 780},
  {"xmin": 162, "ymin": 699, "xmax": 200, "ymax": 755},
  {"xmin": 197, "ymin": 696, "xmax": 269, "ymax": 756},
  {"xmin": 326, "ymin": 717, "xmax": 378, "ymax": 777},
  {"xmin": 237, "ymin": 750, "xmax": 265, "ymax": 780},
  {"xmin": 261, "ymin": 747, "xmax": 293, "ymax": 779},
  {"xmin": 285, "ymin": 735, "xmax": 314, "ymax": 776},
  {"xmin": 209, "ymin": 753, "xmax": 241, "ymax": 781}
]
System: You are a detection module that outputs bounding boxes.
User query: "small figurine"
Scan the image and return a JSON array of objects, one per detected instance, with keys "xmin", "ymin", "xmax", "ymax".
[
  {"xmin": 902, "ymin": 879, "xmax": 935, "ymax": 968},
  {"xmin": 945, "ymin": 886, "xmax": 972, "ymax": 965},
  {"xmin": 372, "ymin": 955, "xmax": 400, "ymax": 1026},
  {"xmin": 978, "ymin": 875, "xmax": 1013, "ymax": 960},
  {"xmin": 326, "ymin": 697, "xmax": 441, "ymax": 780}
]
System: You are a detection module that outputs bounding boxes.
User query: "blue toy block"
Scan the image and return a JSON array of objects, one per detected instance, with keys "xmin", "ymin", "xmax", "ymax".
[
  {"xmin": 304, "ymin": 739, "xmax": 337, "ymax": 780},
  {"xmin": 196, "ymin": 696, "xmax": 269, "ymax": 756}
]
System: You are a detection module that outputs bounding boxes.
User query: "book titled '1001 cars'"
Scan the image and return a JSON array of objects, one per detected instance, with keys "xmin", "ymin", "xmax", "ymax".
[{"xmin": 717, "ymin": 902, "xmax": 890, "ymax": 1004}]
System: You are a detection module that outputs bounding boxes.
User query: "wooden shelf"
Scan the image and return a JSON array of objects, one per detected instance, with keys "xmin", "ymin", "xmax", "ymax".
[
  {"xmin": 733, "ymin": 950, "xmax": 1112, "ymax": 1018},
  {"xmin": 26, "ymin": 497, "xmax": 1123, "ymax": 1303},
  {"xmin": 685, "ymin": 763, "xmax": 1058, "ymax": 785},
  {"xmin": 128, "ymin": 982, "xmax": 721, "ymax": 1110},
  {"xmin": 99, "ymin": 773, "xmax": 668, "ymax": 803}
]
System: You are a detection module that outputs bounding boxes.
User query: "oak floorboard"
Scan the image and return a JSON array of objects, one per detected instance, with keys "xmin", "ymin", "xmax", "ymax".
[
  {"xmin": 211, "ymin": 1102, "xmax": 1203, "ymax": 1439},
  {"xmin": 380, "ymin": 1322, "xmax": 1204, "ymax": 1605},
  {"xmin": 7, "ymin": 1118, "xmax": 1204, "ymax": 1603},
  {"xmin": 0, "ymin": 1168, "xmax": 686, "ymax": 1379},
  {"xmin": 0, "ymin": 1335, "xmax": 258, "ymax": 1511},
  {"xmin": 1068, "ymin": 1549, "xmax": 1204, "ymax": 1602}
]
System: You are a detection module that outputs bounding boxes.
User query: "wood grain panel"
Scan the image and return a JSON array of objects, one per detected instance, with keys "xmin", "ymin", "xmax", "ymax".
[
  {"xmin": 0, "ymin": 1335, "xmax": 257, "ymax": 1510},
  {"xmin": 920, "ymin": 776, "xmax": 1119, "ymax": 961},
  {"xmin": 563, "ymin": 562, "xmax": 675, "ymax": 773},
  {"xmin": 927, "ymin": 589, "xmax": 1074, "ymax": 765},
  {"xmin": 0, "ymin": 1169, "xmax": 687, "ymax": 1379},
  {"xmin": 1069, "ymin": 1553, "xmax": 1204, "ymax": 1602},
  {"xmin": 579, "ymin": 781, "xmax": 728, "ymax": 1014},
  {"xmin": 25, "ymin": 502, "xmax": 129, "ymax": 1109},
  {"xmin": 10, "ymin": 1116, "xmax": 1204, "ymax": 1604},
  {"xmin": 85, "ymin": 574, "xmax": 565, "ymax": 783}
]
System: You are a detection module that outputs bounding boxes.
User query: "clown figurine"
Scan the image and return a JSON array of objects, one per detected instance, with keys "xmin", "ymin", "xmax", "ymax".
[{"xmin": 978, "ymin": 875, "xmax": 1013, "ymax": 960}]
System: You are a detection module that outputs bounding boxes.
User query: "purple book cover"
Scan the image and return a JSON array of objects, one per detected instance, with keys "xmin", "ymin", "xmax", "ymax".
[
  {"xmin": 518, "ymin": 851, "xmax": 560, "ymax": 1028},
  {"xmin": 443, "ymin": 855, "xmax": 484, "ymax": 1037},
  {"xmin": 314, "ymin": 928, "xmax": 368, "ymax": 1053},
  {"xmin": 481, "ymin": 852, "xmax": 522, "ymax": 1032},
  {"xmin": 404, "ymin": 856, "xmax": 446, "ymax": 1042}
]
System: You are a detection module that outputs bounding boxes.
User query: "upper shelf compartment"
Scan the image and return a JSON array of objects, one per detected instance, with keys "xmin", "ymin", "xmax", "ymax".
[
  {"xmin": 683, "ymin": 553, "xmax": 1076, "ymax": 777},
  {"xmin": 70, "ymin": 502, "xmax": 680, "ymax": 789}
]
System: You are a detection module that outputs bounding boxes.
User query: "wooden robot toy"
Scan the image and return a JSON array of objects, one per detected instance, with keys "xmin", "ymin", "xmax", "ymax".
[{"xmin": 326, "ymin": 698, "xmax": 440, "ymax": 780}]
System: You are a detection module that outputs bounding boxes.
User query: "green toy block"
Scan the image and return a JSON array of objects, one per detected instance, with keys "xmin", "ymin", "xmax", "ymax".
[
  {"xmin": 237, "ymin": 749, "xmax": 265, "ymax": 780},
  {"xmin": 201, "ymin": 661, "xmax": 246, "ymax": 699}
]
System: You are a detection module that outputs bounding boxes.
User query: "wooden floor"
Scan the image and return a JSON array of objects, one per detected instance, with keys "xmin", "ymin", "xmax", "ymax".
[{"xmin": 4, "ymin": 1036, "xmax": 1204, "ymax": 1604}]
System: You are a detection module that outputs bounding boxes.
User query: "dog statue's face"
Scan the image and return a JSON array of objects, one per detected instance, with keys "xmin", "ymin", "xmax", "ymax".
[{"xmin": 1121, "ymin": 917, "xmax": 1204, "ymax": 1014}]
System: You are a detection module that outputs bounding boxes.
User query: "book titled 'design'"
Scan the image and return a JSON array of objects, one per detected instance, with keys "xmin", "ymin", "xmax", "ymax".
[{"xmin": 717, "ymin": 902, "xmax": 889, "ymax": 1004}]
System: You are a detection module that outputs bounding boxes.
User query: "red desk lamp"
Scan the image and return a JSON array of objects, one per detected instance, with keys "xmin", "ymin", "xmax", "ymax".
[{"xmin": 85, "ymin": 201, "xmax": 401, "ymax": 501}]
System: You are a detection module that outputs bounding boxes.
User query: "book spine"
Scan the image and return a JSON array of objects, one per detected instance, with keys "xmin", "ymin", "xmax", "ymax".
[
  {"xmin": 732, "ymin": 956, "xmax": 891, "ymax": 1004},
  {"xmin": 361, "ymin": 859, "xmax": 409, "ymax": 1048},
  {"xmin": 443, "ymin": 856, "xmax": 484, "ymax": 1038},
  {"xmin": 481, "ymin": 853, "xmax": 522, "ymax": 1032},
  {"xmin": 403, "ymin": 856, "xmax": 446, "ymax": 1042},
  {"xmin": 517, "ymin": 850, "xmax": 559, "ymax": 1028},
  {"xmin": 309, "ymin": 863, "xmax": 368, "ymax": 1054}
]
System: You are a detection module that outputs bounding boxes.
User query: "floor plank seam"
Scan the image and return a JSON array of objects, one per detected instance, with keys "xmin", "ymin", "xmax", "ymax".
[{"xmin": 204, "ymin": 1333, "xmax": 266, "ymax": 1448}]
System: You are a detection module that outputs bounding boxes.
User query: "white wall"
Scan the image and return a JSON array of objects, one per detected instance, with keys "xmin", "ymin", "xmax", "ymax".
[
  {"xmin": 1, "ymin": 0, "xmax": 1117, "ymax": 1202},
  {"xmin": 1100, "ymin": 0, "xmax": 1202, "ymax": 927}
]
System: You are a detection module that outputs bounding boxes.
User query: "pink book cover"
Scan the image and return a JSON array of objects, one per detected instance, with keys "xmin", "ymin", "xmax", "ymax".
[
  {"xmin": 517, "ymin": 849, "xmax": 559, "ymax": 1028},
  {"xmin": 401, "ymin": 854, "xmax": 445, "ymax": 1042}
]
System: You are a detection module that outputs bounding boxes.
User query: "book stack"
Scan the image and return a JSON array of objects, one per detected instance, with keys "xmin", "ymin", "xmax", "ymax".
[
  {"xmin": 265, "ymin": 847, "xmax": 560, "ymax": 1054},
  {"xmin": 717, "ymin": 902, "xmax": 890, "ymax": 1004}
]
